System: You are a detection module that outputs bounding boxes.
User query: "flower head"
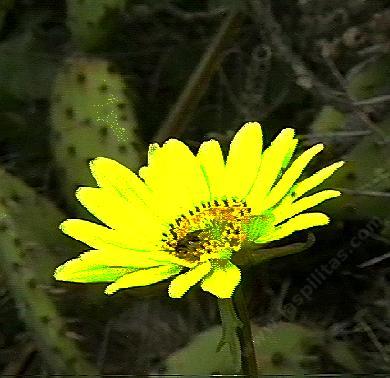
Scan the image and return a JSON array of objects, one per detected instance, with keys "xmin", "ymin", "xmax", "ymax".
[{"xmin": 54, "ymin": 122, "xmax": 343, "ymax": 298}]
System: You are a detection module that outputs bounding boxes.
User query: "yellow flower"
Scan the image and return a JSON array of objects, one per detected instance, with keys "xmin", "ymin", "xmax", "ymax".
[{"xmin": 54, "ymin": 122, "xmax": 343, "ymax": 298}]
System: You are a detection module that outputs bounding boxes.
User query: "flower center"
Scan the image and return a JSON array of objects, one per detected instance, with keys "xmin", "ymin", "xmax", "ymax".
[{"xmin": 161, "ymin": 198, "xmax": 252, "ymax": 262}]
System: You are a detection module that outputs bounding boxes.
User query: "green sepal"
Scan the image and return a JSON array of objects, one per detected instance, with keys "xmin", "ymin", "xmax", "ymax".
[
  {"xmin": 243, "ymin": 212, "xmax": 275, "ymax": 241},
  {"xmin": 233, "ymin": 233, "xmax": 315, "ymax": 266}
]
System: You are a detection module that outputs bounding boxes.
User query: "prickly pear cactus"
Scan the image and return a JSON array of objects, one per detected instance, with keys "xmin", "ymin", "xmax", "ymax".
[
  {"xmin": 66, "ymin": 0, "xmax": 126, "ymax": 51},
  {"xmin": 253, "ymin": 323, "xmax": 360, "ymax": 375},
  {"xmin": 164, "ymin": 322, "xmax": 361, "ymax": 375},
  {"xmin": 0, "ymin": 166, "xmax": 81, "ymax": 280},
  {"xmin": 51, "ymin": 57, "xmax": 144, "ymax": 215},
  {"xmin": 0, "ymin": 205, "xmax": 97, "ymax": 375}
]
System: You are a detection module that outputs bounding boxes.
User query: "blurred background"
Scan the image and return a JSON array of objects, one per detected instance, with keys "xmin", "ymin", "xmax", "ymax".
[{"xmin": 0, "ymin": 0, "xmax": 389, "ymax": 375}]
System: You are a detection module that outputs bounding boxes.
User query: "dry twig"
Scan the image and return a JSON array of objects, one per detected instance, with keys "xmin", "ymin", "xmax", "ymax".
[
  {"xmin": 247, "ymin": 0, "xmax": 388, "ymax": 142},
  {"xmin": 154, "ymin": 7, "xmax": 242, "ymax": 143}
]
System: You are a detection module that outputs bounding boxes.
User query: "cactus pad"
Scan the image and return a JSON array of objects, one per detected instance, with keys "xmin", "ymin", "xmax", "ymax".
[
  {"xmin": 164, "ymin": 322, "xmax": 361, "ymax": 375},
  {"xmin": 0, "ymin": 206, "xmax": 97, "ymax": 375},
  {"xmin": 51, "ymin": 57, "xmax": 143, "ymax": 214},
  {"xmin": 66, "ymin": 0, "xmax": 126, "ymax": 51},
  {"xmin": 0, "ymin": 166, "xmax": 80, "ymax": 278}
]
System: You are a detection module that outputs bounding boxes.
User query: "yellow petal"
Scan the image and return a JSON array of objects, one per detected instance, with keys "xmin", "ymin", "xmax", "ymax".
[
  {"xmin": 88, "ymin": 157, "xmax": 169, "ymax": 227},
  {"xmin": 146, "ymin": 142, "xmax": 160, "ymax": 165},
  {"xmin": 104, "ymin": 264, "xmax": 182, "ymax": 295},
  {"xmin": 293, "ymin": 161, "xmax": 345, "ymax": 198},
  {"xmin": 135, "ymin": 144, "xmax": 160, "ymax": 198},
  {"xmin": 90, "ymin": 157, "xmax": 151, "ymax": 208},
  {"xmin": 60, "ymin": 219, "xmax": 194, "ymax": 268},
  {"xmin": 201, "ymin": 260, "xmax": 241, "ymax": 298},
  {"xmin": 76, "ymin": 187, "xmax": 162, "ymax": 236},
  {"xmin": 224, "ymin": 122, "xmax": 263, "ymax": 199},
  {"xmin": 140, "ymin": 139, "xmax": 209, "ymax": 221},
  {"xmin": 197, "ymin": 140, "xmax": 225, "ymax": 200},
  {"xmin": 60, "ymin": 219, "xmax": 157, "ymax": 251},
  {"xmin": 281, "ymin": 139, "xmax": 298, "ymax": 169},
  {"xmin": 273, "ymin": 189, "xmax": 341, "ymax": 224},
  {"xmin": 55, "ymin": 260, "xmax": 131, "ymax": 283},
  {"xmin": 67, "ymin": 249, "xmax": 180, "ymax": 270},
  {"xmin": 168, "ymin": 261, "xmax": 211, "ymax": 298},
  {"xmin": 256, "ymin": 212, "xmax": 330, "ymax": 243},
  {"xmin": 262, "ymin": 144, "xmax": 324, "ymax": 210},
  {"xmin": 246, "ymin": 128, "xmax": 296, "ymax": 213}
]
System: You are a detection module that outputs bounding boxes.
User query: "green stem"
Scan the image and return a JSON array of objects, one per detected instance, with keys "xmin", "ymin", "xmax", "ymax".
[
  {"xmin": 234, "ymin": 284, "xmax": 258, "ymax": 376},
  {"xmin": 217, "ymin": 287, "xmax": 258, "ymax": 376},
  {"xmin": 217, "ymin": 298, "xmax": 242, "ymax": 372}
]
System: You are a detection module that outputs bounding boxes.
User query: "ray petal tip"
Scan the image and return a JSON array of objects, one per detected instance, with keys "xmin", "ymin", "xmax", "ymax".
[
  {"xmin": 242, "ymin": 121, "xmax": 262, "ymax": 129},
  {"xmin": 279, "ymin": 128, "xmax": 296, "ymax": 139},
  {"xmin": 315, "ymin": 212, "xmax": 330, "ymax": 225},
  {"xmin": 285, "ymin": 127, "xmax": 295, "ymax": 133},
  {"xmin": 75, "ymin": 186, "xmax": 88, "ymax": 199},
  {"xmin": 148, "ymin": 142, "xmax": 160, "ymax": 152},
  {"xmin": 337, "ymin": 160, "xmax": 346, "ymax": 167},
  {"xmin": 104, "ymin": 285, "xmax": 115, "ymax": 295},
  {"xmin": 239, "ymin": 121, "xmax": 263, "ymax": 136},
  {"xmin": 53, "ymin": 265, "xmax": 63, "ymax": 280},
  {"xmin": 53, "ymin": 259, "xmax": 76, "ymax": 281},
  {"xmin": 334, "ymin": 190, "xmax": 342, "ymax": 197},
  {"xmin": 104, "ymin": 280, "xmax": 121, "ymax": 295},
  {"xmin": 58, "ymin": 219, "xmax": 71, "ymax": 232},
  {"xmin": 88, "ymin": 156, "xmax": 106, "ymax": 170}
]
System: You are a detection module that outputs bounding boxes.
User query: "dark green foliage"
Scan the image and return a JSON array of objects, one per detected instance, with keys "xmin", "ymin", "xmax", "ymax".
[
  {"xmin": 0, "ymin": 10, "xmax": 60, "ymax": 101},
  {"xmin": 313, "ymin": 56, "xmax": 390, "ymax": 221},
  {"xmin": 0, "ymin": 0, "xmax": 14, "ymax": 31},
  {"xmin": 0, "ymin": 0, "xmax": 388, "ymax": 375}
]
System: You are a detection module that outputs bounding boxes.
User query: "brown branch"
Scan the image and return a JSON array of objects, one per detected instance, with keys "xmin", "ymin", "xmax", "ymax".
[
  {"xmin": 321, "ymin": 53, "xmax": 388, "ymax": 141},
  {"xmin": 165, "ymin": 4, "xmax": 227, "ymax": 21},
  {"xmin": 154, "ymin": 8, "xmax": 242, "ymax": 143},
  {"xmin": 1, "ymin": 343, "xmax": 36, "ymax": 376},
  {"xmin": 336, "ymin": 188, "xmax": 390, "ymax": 198},
  {"xmin": 247, "ymin": 1, "xmax": 347, "ymax": 106},
  {"xmin": 247, "ymin": 0, "xmax": 388, "ymax": 142},
  {"xmin": 355, "ymin": 95, "xmax": 390, "ymax": 106}
]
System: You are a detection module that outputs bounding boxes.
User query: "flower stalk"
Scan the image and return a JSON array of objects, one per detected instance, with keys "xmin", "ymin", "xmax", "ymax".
[
  {"xmin": 217, "ymin": 298, "xmax": 242, "ymax": 371},
  {"xmin": 217, "ymin": 284, "xmax": 258, "ymax": 376},
  {"xmin": 234, "ymin": 284, "xmax": 258, "ymax": 376}
]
